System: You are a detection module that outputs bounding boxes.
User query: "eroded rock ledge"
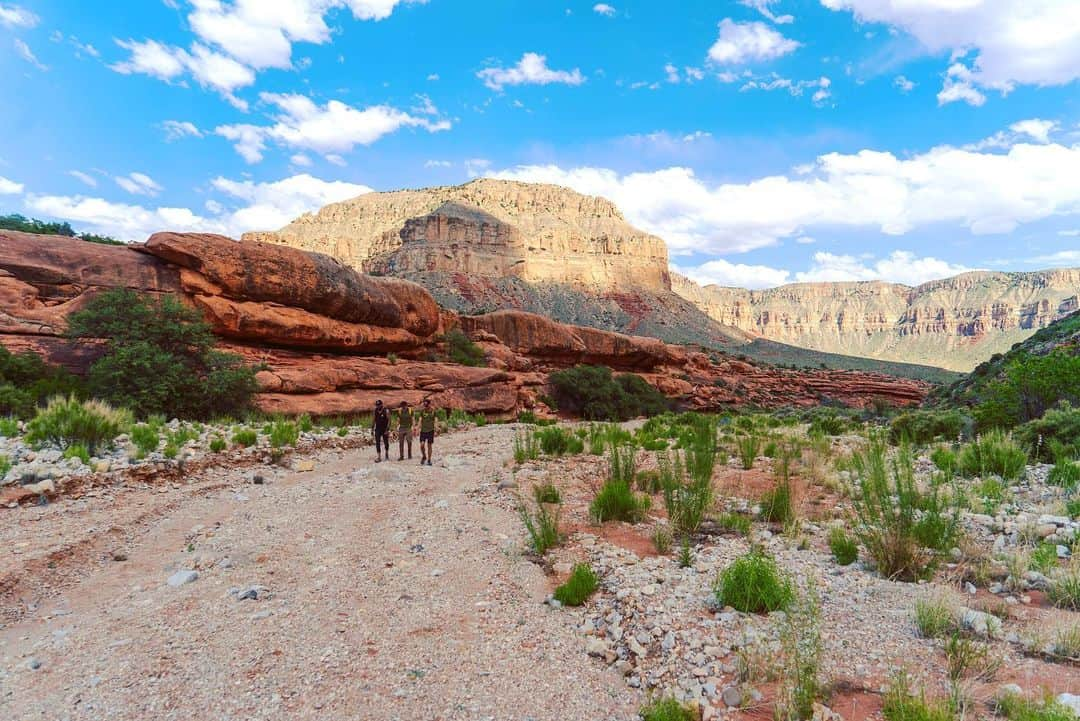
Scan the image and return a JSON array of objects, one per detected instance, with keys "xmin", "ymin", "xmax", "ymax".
[{"xmin": 0, "ymin": 230, "xmax": 929, "ymax": 416}]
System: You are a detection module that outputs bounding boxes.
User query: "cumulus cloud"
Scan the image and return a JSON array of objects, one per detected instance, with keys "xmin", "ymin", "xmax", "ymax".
[
  {"xmin": 215, "ymin": 92, "xmax": 451, "ymax": 163},
  {"xmin": 937, "ymin": 62, "xmax": 985, "ymax": 107},
  {"xmin": 161, "ymin": 120, "xmax": 204, "ymax": 141},
  {"xmin": 488, "ymin": 130, "xmax": 1080, "ymax": 256},
  {"xmin": 68, "ymin": 170, "xmax": 98, "ymax": 188},
  {"xmin": 22, "ymin": 173, "xmax": 372, "ymax": 241},
  {"xmin": 893, "ymin": 75, "xmax": 915, "ymax": 92},
  {"xmin": 820, "ymin": 0, "xmax": 1080, "ymax": 99},
  {"xmin": 965, "ymin": 118, "xmax": 1060, "ymax": 151},
  {"xmin": 0, "ymin": 175, "xmax": 23, "ymax": 194},
  {"xmin": 678, "ymin": 258, "xmax": 793, "ymax": 289},
  {"xmin": 739, "ymin": 0, "xmax": 794, "ymax": 25},
  {"xmin": 110, "ymin": 39, "xmax": 255, "ymax": 109},
  {"xmin": 593, "ymin": 3, "xmax": 616, "ymax": 16},
  {"xmin": 477, "ymin": 52, "xmax": 585, "ymax": 91},
  {"xmin": 0, "ymin": 3, "xmax": 37, "ymax": 28},
  {"xmin": 707, "ymin": 19, "xmax": 800, "ymax": 65},
  {"xmin": 289, "ymin": 153, "xmax": 313, "ymax": 167},
  {"xmin": 115, "ymin": 172, "xmax": 163, "ymax": 197}
]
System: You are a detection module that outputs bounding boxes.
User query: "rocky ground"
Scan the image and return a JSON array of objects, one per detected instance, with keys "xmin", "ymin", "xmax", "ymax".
[{"xmin": 4, "ymin": 422, "xmax": 1080, "ymax": 721}]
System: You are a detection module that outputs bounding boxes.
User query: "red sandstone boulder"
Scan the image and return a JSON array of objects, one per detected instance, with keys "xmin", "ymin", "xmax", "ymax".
[{"xmin": 145, "ymin": 233, "xmax": 440, "ymax": 336}]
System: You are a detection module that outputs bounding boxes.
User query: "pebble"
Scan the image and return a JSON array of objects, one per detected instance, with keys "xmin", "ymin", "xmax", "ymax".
[
  {"xmin": 27, "ymin": 658, "xmax": 42, "ymax": 670},
  {"xmin": 721, "ymin": 685, "xmax": 743, "ymax": 708},
  {"xmin": 167, "ymin": 569, "xmax": 199, "ymax": 587}
]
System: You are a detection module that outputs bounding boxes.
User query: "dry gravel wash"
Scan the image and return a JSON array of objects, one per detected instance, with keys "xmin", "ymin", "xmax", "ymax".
[{"xmin": 0, "ymin": 425, "xmax": 640, "ymax": 721}]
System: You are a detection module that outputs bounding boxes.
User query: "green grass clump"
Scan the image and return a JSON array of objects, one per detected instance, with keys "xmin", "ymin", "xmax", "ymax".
[
  {"xmin": 715, "ymin": 548, "xmax": 794, "ymax": 614},
  {"xmin": 232, "ymin": 427, "xmax": 258, "ymax": 447},
  {"xmin": 651, "ymin": 525, "xmax": 673, "ymax": 554},
  {"xmin": 336, "ymin": 426, "xmax": 349, "ymax": 437},
  {"xmin": 590, "ymin": 478, "xmax": 650, "ymax": 523},
  {"xmin": 659, "ymin": 416, "xmax": 718, "ymax": 536},
  {"xmin": 930, "ymin": 446, "xmax": 958, "ymax": 475},
  {"xmin": 1048, "ymin": 459, "xmax": 1080, "ymax": 489},
  {"xmin": 1030, "ymin": 543, "xmax": 1058, "ymax": 574},
  {"xmin": 957, "ymin": 429, "xmax": 1028, "ymax": 480},
  {"xmin": 716, "ymin": 512, "xmax": 752, "ymax": 535},
  {"xmin": 534, "ymin": 425, "xmax": 583, "ymax": 456},
  {"xmin": 1048, "ymin": 568, "xmax": 1080, "ymax": 610},
  {"xmin": 268, "ymin": 419, "xmax": 299, "ymax": 448},
  {"xmin": 520, "ymin": 501, "xmax": 561, "ymax": 555},
  {"xmin": 62, "ymin": 444, "xmax": 91, "ymax": 464},
  {"xmin": 297, "ymin": 413, "xmax": 313, "ymax": 433},
  {"xmin": 209, "ymin": 435, "xmax": 227, "ymax": 453},
  {"xmin": 513, "ymin": 431, "xmax": 540, "ymax": 463},
  {"xmin": 775, "ymin": 588, "xmax": 826, "ymax": 721},
  {"xmin": 129, "ymin": 423, "xmax": 160, "ymax": 458},
  {"xmin": 759, "ymin": 442, "xmax": 797, "ymax": 525},
  {"xmin": 532, "ymin": 482, "xmax": 561, "ymax": 504},
  {"xmin": 0, "ymin": 417, "xmax": 18, "ymax": 437},
  {"xmin": 736, "ymin": 433, "xmax": 761, "ymax": 469},
  {"xmin": 997, "ymin": 693, "xmax": 1075, "ymax": 721},
  {"xmin": 0, "ymin": 454, "xmax": 10, "ymax": 478},
  {"xmin": 912, "ymin": 596, "xmax": 956, "ymax": 639},
  {"xmin": 882, "ymin": 673, "xmax": 952, "ymax": 721},
  {"xmin": 639, "ymin": 696, "xmax": 697, "ymax": 721},
  {"xmin": 25, "ymin": 395, "xmax": 131, "ymax": 455},
  {"xmin": 553, "ymin": 563, "xmax": 599, "ymax": 606},
  {"xmin": 828, "ymin": 527, "xmax": 858, "ymax": 566}
]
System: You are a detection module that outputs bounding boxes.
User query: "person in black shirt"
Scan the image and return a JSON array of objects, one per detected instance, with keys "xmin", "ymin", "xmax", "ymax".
[{"xmin": 372, "ymin": 399, "xmax": 390, "ymax": 462}]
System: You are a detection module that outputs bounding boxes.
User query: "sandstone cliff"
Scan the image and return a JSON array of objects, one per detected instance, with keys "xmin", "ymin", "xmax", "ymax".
[
  {"xmin": 244, "ymin": 178, "xmax": 671, "ymax": 292},
  {"xmin": 0, "ymin": 230, "xmax": 929, "ymax": 416},
  {"xmin": 673, "ymin": 270, "xmax": 1080, "ymax": 372}
]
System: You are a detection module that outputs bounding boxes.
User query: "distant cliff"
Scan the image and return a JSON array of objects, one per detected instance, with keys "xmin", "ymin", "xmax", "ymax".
[{"xmin": 673, "ymin": 270, "xmax": 1080, "ymax": 371}]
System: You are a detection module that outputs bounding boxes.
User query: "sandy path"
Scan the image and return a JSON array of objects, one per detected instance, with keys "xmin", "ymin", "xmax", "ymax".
[{"xmin": 0, "ymin": 425, "xmax": 639, "ymax": 721}]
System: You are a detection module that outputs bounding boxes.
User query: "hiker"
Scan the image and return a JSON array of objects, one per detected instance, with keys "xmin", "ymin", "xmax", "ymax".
[
  {"xmin": 418, "ymin": 398, "xmax": 436, "ymax": 466},
  {"xmin": 372, "ymin": 399, "xmax": 390, "ymax": 462},
  {"xmin": 395, "ymin": 400, "xmax": 414, "ymax": 461}
]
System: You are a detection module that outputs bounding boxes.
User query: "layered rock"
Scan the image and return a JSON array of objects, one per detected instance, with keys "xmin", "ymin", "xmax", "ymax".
[
  {"xmin": 0, "ymin": 229, "xmax": 930, "ymax": 416},
  {"xmin": 674, "ymin": 270, "xmax": 1080, "ymax": 372},
  {"xmin": 244, "ymin": 178, "xmax": 672, "ymax": 292}
]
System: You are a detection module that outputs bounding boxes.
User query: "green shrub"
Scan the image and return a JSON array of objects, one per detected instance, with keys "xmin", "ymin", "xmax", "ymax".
[
  {"xmin": 269, "ymin": 419, "xmax": 299, "ymax": 448},
  {"xmin": 912, "ymin": 596, "xmax": 956, "ymax": 639},
  {"xmin": 678, "ymin": 536, "xmax": 693, "ymax": 568},
  {"xmin": 535, "ymin": 425, "xmax": 583, "ymax": 456},
  {"xmin": 973, "ymin": 476, "xmax": 1008, "ymax": 514},
  {"xmin": 532, "ymin": 482, "xmax": 561, "ymax": 504},
  {"xmin": 67, "ymin": 289, "xmax": 257, "ymax": 420},
  {"xmin": 0, "ymin": 417, "xmax": 19, "ymax": 437},
  {"xmin": 336, "ymin": 426, "xmax": 349, "ymax": 437},
  {"xmin": 997, "ymin": 693, "xmax": 1075, "ymax": 721},
  {"xmin": 760, "ymin": 442, "xmax": 797, "ymax": 525},
  {"xmin": 651, "ymin": 525, "xmax": 673, "ymax": 554},
  {"xmin": 548, "ymin": 365, "xmax": 670, "ymax": 421},
  {"xmin": 659, "ymin": 417, "xmax": 718, "ymax": 536},
  {"xmin": 232, "ymin": 428, "xmax": 258, "ymax": 447},
  {"xmin": 63, "ymin": 443, "xmax": 91, "ymax": 465},
  {"xmin": 162, "ymin": 443, "xmax": 178, "ymax": 459},
  {"xmin": 129, "ymin": 423, "xmax": 160, "ymax": 458},
  {"xmin": 957, "ymin": 429, "xmax": 1028, "ymax": 480},
  {"xmin": 639, "ymin": 696, "xmax": 697, "ymax": 721},
  {"xmin": 1067, "ymin": 498, "xmax": 1080, "ymax": 519},
  {"xmin": 553, "ymin": 563, "xmax": 599, "ymax": 606},
  {"xmin": 828, "ymin": 527, "xmax": 858, "ymax": 566},
  {"xmin": 1016, "ymin": 403, "xmax": 1080, "ymax": 462},
  {"xmin": 443, "ymin": 329, "xmax": 485, "ymax": 367},
  {"xmin": 25, "ymin": 396, "xmax": 132, "ymax": 455},
  {"xmin": 297, "ymin": 414, "xmax": 313, "ymax": 433},
  {"xmin": 714, "ymin": 548, "xmax": 794, "ymax": 613},
  {"xmin": 1048, "ymin": 568, "xmax": 1080, "ymax": 610},
  {"xmin": 1048, "ymin": 459, "xmax": 1080, "ymax": 489},
  {"xmin": 736, "ymin": 433, "xmax": 761, "ymax": 470},
  {"xmin": 608, "ymin": 442, "xmax": 637, "ymax": 484},
  {"xmin": 929, "ymin": 446, "xmax": 958, "ymax": 475},
  {"xmin": 889, "ymin": 409, "xmax": 969, "ymax": 445},
  {"xmin": 209, "ymin": 435, "xmax": 227, "ymax": 453},
  {"xmin": 882, "ymin": 673, "xmax": 952, "ymax": 721},
  {"xmin": 513, "ymin": 431, "xmax": 540, "ymax": 463},
  {"xmin": 0, "ymin": 454, "xmax": 10, "ymax": 478},
  {"xmin": 590, "ymin": 478, "xmax": 650, "ymax": 523},
  {"xmin": 520, "ymin": 501, "xmax": 561, "ymax": 555},
  {"xmin": 0, "ymin": 346, "xmax": 86, "ymax": 419},
  {"xmin": 776, "ymin": 588, "xmax": 826, "ymax": 721},
  {"xmin": 850, "ymin": 435, "xmax": 960, "ymax": 581},
  {"xmin": 716, "ymin": 512, "xmax": 752, "ymax": 535},
  {"xmin": 973, "ymin": 351, "xmax": 1080, "ymax": 431},
  {"xmin": 809, "ymin": 411, "xmax": 847, "ymax": 436}
]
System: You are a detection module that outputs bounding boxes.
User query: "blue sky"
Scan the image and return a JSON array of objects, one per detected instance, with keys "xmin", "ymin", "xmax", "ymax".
[{"xmin": 1, "ymin": 0, "xmax": 1078, "ymax": 288}]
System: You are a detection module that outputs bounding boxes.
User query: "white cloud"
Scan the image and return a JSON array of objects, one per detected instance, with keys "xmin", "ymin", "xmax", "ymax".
[
  {"xmin": 593, "ymin": 3, "xmax": 616, "ymax": 16},
  {"xmin": 325, "ymin": 154, "xmax": 347, "ymax": 167},
  {"xmin": 1027, "ymin": 249, "xmax": 1080, "ymax": 266},
  {"xmin": 68, "ymin": 170, "xmax": 98, "ymax": 188},
  {"xmin": 739, "ymin": 0, "xmax": 794, "ymax": 25},
  {"xmin": 1058, "ymin": 229, "xmax": 1080, "ymax": 237},
  {"xmin": 477, "ymin": 52, "xmax": 585, "ymax": 91},
  {"xmin": 820, "ymin": 0, "xmax": 1080, "ymax": 98},
  {"xmin": 936, "ymin": 62, "xmax": 985, "ymax": 107},
  {"xmin": 739, "ymin": 74, "xmax": 831, "ymax": 102},
  {"xmin": 664, "ymin": 63, "xmax": 680, "ymax": 84},
  {"xmin": 465, "ymin": 158, "xmax": 491, "ymax": 177},
  {"xmin": 965, "ymin": 118, "xmax": 1060, "ymax": 151},
  {"xmin": 22, "ymin": 173, "xmax": 372, "ymax": 241},
  {"xmin": 488, "ymin": 130, "xmax": 1080, "ymax": 256},
  {"xmin": 0, "ymin": 3, "xmax": 37, "ymax": 28},
  {"xmin": 115, "ymin": 172, "xmax": 163, "ymax": 197},
  {"xmin": 215, "ymin": 92, "xmax": 451, "ymax": 163},
  {"xmin": 678, "ymin": 259, "xmax": 793, "ymax": 289},
  {"xmin": 13, "ymin": 38, "xmax": 47, "ymax": 70},
  {"xmin": 795, "ymin": 235, "xmax": 815, "ymax": 244},
  {"xmin": 289, "ymin": 153, "xmax": 313, "ymax": 167},
  {"xmin": 161, "ymin": 120, "xmax": 204, "ymax": 141},
  {"xmin": 424, "ymin": 159, "xmax": 452, "ymax": 168},
  {"xmin": 893, "ymin": 75, "xmax": 915, "ymax": 92},
  {"xmin": 110, "ymin": 39, "xmax": 255, "ymax": 108},
  {"xmin": 0, "ymin": 175, "xmax": 23, "ymax": 194},
  {"xmin": 707, "ymin": 19, "xmax": 800, "ymax": 65}
]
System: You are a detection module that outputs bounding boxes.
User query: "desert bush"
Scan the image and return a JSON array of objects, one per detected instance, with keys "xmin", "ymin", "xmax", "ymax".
[
  {"xmin": 735, "ymin": 433, "xmax": 761, "ymax": 470},
  {"xmin": 535, "ymin": 425, "xmax": 583, "ymax": 456},
  {"xmin": 1030, "ymin": 543, "xmax": 1059, "ymax": 575},
  {"xmin": 129, "ymin": 423, "xmax": 160, "ymax": 458},
  {"xmin": 944, "ymin": 632, "xmax": 999, "ymax": 682},
  {"xmin": 882, "ymin": 673, "xmax": 952, "ymax": 721},
  {"xmin": 956, "ymin": 429, "xmax": 1028, "ymax": 480},
  {"xmin": 639, "ymin": 696, "xmax": 697, "ymax": 721},
  {"xmin": 67, "ymin": 289, "xmax": 257, "ymax": 420},
  {"xmin": 809, "ymin": 410, "xmax": 848, "ymax": 436},
  {"xmin": 268, "ymin": 419, "xmax": 299, "ymax": 448},
  {"xmin": 1051, "ymin": 623, "xmax": 1080, "ymax": 660},
  {"xmin": 716, "ymin": 512, "xmax": 752, "ymax": 535},
  {"xmin": 513, "ymin": 430, "xmax": 540, "ymax": 463},
  {"xmin": 972, "ymin": 476, "xmax": 1009, "ymax": 514},
  {"xmin": 678, "ymin": 536, "xmax": 693, "ymax": 568},
  {"xmin": 1048, "ymin": 567, "xmax": 1080, "ymax": 610},
  {"xmin": 0, "ymin": 346, "xmax": 85, "ymax": 420},
  {"xmin": 590, "ymin": 478, "xmax": 650, "ymax": 523},
  {"xmin": 0, "ymin": 454, "xmax": 10, "ymax": 478},
  {"xmin": 232, "ymin": 428, "xmax": 258, "ymax": 447},
  {"xmin": 912, "ymin": 595, "xmax": 956, "ymax": 639},
  {"xmin": 1015, "ymin": 403, "xmax": 1080, "ymax": 462},
  {"xmin": 0, "ymin": 417, "xmax": 17, "ymax": 437},
  {"xmin": 714, "ymin": 548, "xmax": 794, "ymax": 613},
  {"xmin": 548, "ymin": 365, "xmax": 670, "ymax": 421},
  {"xmin": 659, "ymin": 416, "xmax": 717, "ymax": 536},
  {"xmin": 775, "ymin": 587, "xmax": 826, "ymax": 721},
  {"xmin": 760, "ymin": 441, "xmax": 797, "ymax": 525},
  {"xmin": 828, "ymin": 527, "xmax": 858, "ymax": 566},
  {"xmin": 532, "ymin": 482, "xmax": 561, "ymax": 504},
  {"xmin": 996, "ymin": 693, "xmax": 1075, "ymax": 721},
  {"xmin": 973, "ymin": 351, "xmax": 1080, "ymax": 431},
  {"xmin": 25, "ymin": 396, "xmax": 131, "ymax": 454},
  {"xmin": 929, "ymin": 446, "xmax": 958, "ymax": 475},
  {"xmin": 443, "ymin": 329, "xmax": 485, "ymax": 367},
  {"xmin": 63, "ymin": 443, "xmax": 91, "ymax": 465},
  {"xmin": 520, "ymin": 501, "xmax": 561, "ymax": 555},
  {"xmin": 889, "ymin": 409, "xmax": 969, "ymax": 445},
  {"xmin": 209, "ymin": 435, "xmax": 226, "ymax": 453},
  {"xmin": 1048, "ymin": 459, "xmax": 1080, "ymax": 489},
  {"xmin": 297, "ymin": 413, "xmax": 313, "ymax": 433},
  {"xmin": 651, "ymin": 525, "xmax": 673, "ymax": 554},
  {"xmin": 553, "ymin": 563, "xmax": 598, "ymax": 606},
  {"xmin": 849, "ymin": 435, "xmax": 960, "ymax": 581}
]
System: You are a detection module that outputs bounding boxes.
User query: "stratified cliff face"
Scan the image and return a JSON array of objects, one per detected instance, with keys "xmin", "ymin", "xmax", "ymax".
[
  {"xmin": 244, "ymin": 178, "xmax": 671, "ymax": 292},
  {"xmin": 673, "ymin": 270, "xmax": 1080, "ymax": 371}
]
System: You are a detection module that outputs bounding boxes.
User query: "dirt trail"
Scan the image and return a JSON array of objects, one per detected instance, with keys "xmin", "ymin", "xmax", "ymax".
[{"xmin": 0, "ymin": 425, "xmax": 639, "ymax": 721}]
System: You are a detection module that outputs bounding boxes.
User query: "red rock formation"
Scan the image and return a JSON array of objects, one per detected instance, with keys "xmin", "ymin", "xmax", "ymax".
[{"xmin": 0, "ymin": 230, "xmax": 930, "ymax": 417}]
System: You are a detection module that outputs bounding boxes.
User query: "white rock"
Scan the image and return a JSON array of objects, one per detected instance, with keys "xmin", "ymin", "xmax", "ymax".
[{"xmin": 167, "ymin": 570, "xmax": 199, "ymax": 587}]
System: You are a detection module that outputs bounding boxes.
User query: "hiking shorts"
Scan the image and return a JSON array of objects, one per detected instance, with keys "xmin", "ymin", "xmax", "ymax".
[{"xmin": 419, "ymin": 430, "xmax": 434, "ymax": 443}]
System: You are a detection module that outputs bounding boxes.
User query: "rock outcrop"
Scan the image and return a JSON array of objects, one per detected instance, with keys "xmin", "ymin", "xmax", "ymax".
[
  {"xmin": 0, "ymin": 229, "xmax": 930, "ymax": 416},
  {"xmin": 674, "ymin": 270, "xmax": 1080, "ymax": 372}
]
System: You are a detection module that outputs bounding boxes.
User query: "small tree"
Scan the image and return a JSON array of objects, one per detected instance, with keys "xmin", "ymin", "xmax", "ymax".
[{"xmin": 68, "ymin": 289, "xmax": 258, "ymax": 420}]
